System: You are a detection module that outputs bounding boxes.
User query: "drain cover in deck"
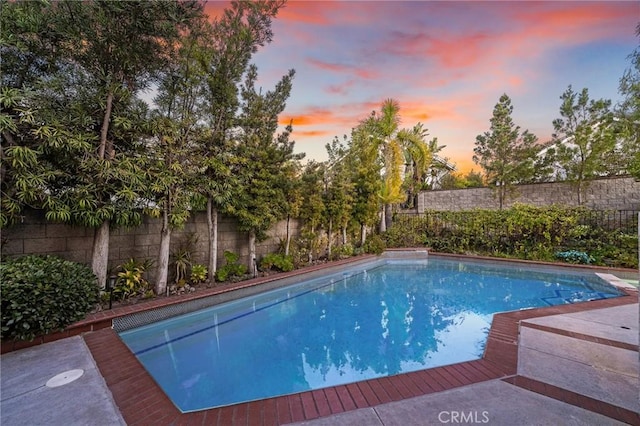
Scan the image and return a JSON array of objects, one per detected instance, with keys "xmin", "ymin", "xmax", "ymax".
[{"xmin": 45, "ymin": 369, "xmax": 84, "ymax": 388}]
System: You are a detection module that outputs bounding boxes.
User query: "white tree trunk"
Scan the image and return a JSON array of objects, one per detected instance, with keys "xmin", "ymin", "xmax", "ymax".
[
  {"xmin": 308, "ymin": 226, "xmax": 315, "ymax": 263},
  {"xmin": 207, "ymin": 199, "xmax": 218, "ymax": 276},
  {"xmin": 249, "ymin": 230, "xmax": 257, "ymax": 277},
  {"xmin": 360, "ymin": 223, "xmax": 367, "ymax": 247},
  {"xmin": 91, "ymin": 220, "xmax": 110, "ymax": 288},
  {"xmin": 342, "ymin": 226, "xmax": 347, "ymax": 245},
  {"xmin": 385, "ymin": 203, "xmax": 393, "ymax": 230},
  {"xmin": 327, "ymin": 219, "xmax": 333, "ymax": 259},
  {"xmin": 285, "ymin": 215, "xmax": 291, "ymax": 256},
  {"xmin": 379, "ymin": 205, "xmax": 387, "ymax": 233},
  {"xmin": 156, "ymin": 211, "xmax": 171, "ymax": 296}
]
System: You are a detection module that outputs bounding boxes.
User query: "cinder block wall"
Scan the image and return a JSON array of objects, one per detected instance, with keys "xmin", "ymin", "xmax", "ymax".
[
  {"xmin": 1, "ymin": 209, "xmax": 300, "ymax": 281},
  {"xmin": 416, "ymin": 176, "xmax": 640, "ymax": 212}
]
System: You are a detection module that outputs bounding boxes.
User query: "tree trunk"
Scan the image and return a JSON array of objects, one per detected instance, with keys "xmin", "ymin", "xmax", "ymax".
[
  {"xmin": 360, "ymin": 223, "xmax": 367, "ymax": 246},
  {"xmin": 308, "ymin": 225, "xmax": 314, "ymax": 263},
  {"xmin": 577, "ymin": 181, "xmax": 583, "ymax": 205},
  {"xmin": 385, "ymin": 203, "xmax": 393, "ymax": 230},
  {"xmin": 342, "ymin": 225, "xmax": 347, "ymax": 245},
  {"xmin": 91, "ymin": 90, "xmax": 115, "ymax": 288},
  {"xmin": 327, "ymin": 219, "xmax": 333, "ymax": 259},
  {"xmin": 155, "ymin": 209, "xmax": 171, "ymax": 296},
  {"xmin": 379, "ymin": 205, "xmax": 387, "ymax": 233},
  {"xmin": 207, "ymin": 198, "xmax": 218, "ymax": 276},
  {"xmin": 91, "ymin": 220, "xmax": 110, "ymax": 288},
  {"xmin": 285, "ymin": 214, "xmax": 291, "ymax": 256},
  {"xmin": 98, "ymin": 91, "xmax": 114, "ymax": 159},
  {"xmin": 248, "ymin": 230, "xmax": 257, "ymax": 277}
]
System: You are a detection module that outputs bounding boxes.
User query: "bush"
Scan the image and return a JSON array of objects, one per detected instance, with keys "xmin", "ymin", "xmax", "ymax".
[
  {"xmin": 386, "ymin": 206, "xmax": 638, "ymax": 268},
  {"xmin": 215, "ymin": 251, "xmax": 247, "ymax": 282},
  {"xmin": 1, "ymin": 255, "xmax": 99, "ymax": 341},
  {"xmin": 260, "ymin": 253, "xmax": 294, "ymax": 272},
  {"xmin": 113, "ymin": 258, "xmax": 152, "ymax": 301},
  {"xmin": 190, "ymin": 264, "xmax": 208, "ymax": 284},
  {"xmin": 555, "ymin": 250, "xmax": 595, "ymax": 264},
  {"xmin": 363, "ymin": 234, "xmax": 386, "ymax": 255}
]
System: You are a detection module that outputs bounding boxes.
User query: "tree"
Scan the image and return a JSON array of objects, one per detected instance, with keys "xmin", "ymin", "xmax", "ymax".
[
  {"xmin": 617, "ymin": 23, "xmax": 640, "ymax": 179},
  {"xmin": 198, "ymin": 0, "xmax": 285, "ymax": 276},
  {"xmin": 358, "ymin": 99, "xmax": 432, "ymax": 232},
  {"xmin": 230, "ymin": 65, "xmax": 302, "ymax": 276},
  {"xmin": 324, "ymin": 136, "xmax": 354, "ymax": 254},
  {"xmin": 401, "ymin": 123, "xmax": 433, "ymax": 208},
  {"xmin": 1, "ymin": 0, "xmax": 202, "ymax": 288},
  {"xmin": 143, "ymin": 118, "xmax": 199, "ymax": 295},
  {"xmin": 299, "ymin": 162, "xmax": 326, "ymax": 262},
  {"xmin": 440, "ymin": 170, "xmax": 485, "ymax": 190},
  {"xmin": 551, "ymin": 86, "xmax": 616, "ymax": 203},
  {"xmin": 473, "ymin": 94, "xmax": 538, "ymax": 209},
  {"xmin": 280, "ymin": 162, "xmax": 303, "ymax": 256},
  {"xmin": 144, "ymin": 19, "xmax": 210, "ymax": 295},
  {"xmin": 348, "ymin": 124, "xmax": 381, "ymax": 246}
]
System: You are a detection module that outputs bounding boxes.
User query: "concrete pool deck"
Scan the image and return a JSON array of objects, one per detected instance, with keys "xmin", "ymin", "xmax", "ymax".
[{"xmin": 1, "ymin": 254, "xmax": 638, "ymax": 425}]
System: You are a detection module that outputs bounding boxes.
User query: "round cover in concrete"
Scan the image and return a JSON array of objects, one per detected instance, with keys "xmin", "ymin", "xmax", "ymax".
[{"xmin": 45, "ymin": 369, "xmax": 84, "ymax": 388}]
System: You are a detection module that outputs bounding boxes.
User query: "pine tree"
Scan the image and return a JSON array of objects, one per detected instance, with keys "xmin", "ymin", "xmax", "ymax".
[
  {"xmin": 551, "ymin": 86, "xmax": 615, "ymax": 204},
  {"xmin": 230, "ymin": 65, "xmax": 302, "ymax": 275},
  {"xmin": 473, "ymin": 94, "xmax": 538, "ymax": 209}
]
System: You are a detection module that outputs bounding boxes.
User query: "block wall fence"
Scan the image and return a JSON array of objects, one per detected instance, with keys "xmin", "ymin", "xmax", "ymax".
[
  {"xmin": 416, "ymin": 176, "xmax": 640, "ymax": 212},
  {"xmin": 1, "ymin": 209, "xmax": 300, "ymax": 281}
]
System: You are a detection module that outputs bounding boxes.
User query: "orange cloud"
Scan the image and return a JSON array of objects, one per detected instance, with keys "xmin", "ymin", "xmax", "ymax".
[
  {"xmin": 291, "ymin": 129, "xmax": 332, "ymax": 138},
  {"xmin": 280, "ymin": 108, "xmax": 336, "ymax": 126}
]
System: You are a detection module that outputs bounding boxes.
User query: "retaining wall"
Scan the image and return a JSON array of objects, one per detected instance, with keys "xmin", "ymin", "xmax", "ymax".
[
  {"xmin": 416, "ymin": 176, "xmax": 639, "ymax": 212},
  {"xmin": 1, "ymin": 209, "xmax": 300, "ymax": 280}
]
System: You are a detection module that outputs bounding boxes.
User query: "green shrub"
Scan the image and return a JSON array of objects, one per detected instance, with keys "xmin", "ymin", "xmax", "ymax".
[
  {"xmin": 215, "ymin": 251, "xmax": 247, "ymax": 282},
  {"xmin": 386, "ymin": 206, "xmax": 638, "ymax": 268},
  {"xmin": 190, "ymin": 264, "xmax": 208, "ymax": 284},
  {"xmin": 113, "ymin": 258, "xmax": 153, "ymax": 301},
  {"xmin": 555, "ymin": 250, "xmax": 595, "ymax": 264},
  {"xmin": 329, "ymin": 243, "xmax": 355, "ymax": 260},
  {"xmin": 1, "ymin": 255, "xmax": 99, "ymax": 341},
  {"xmin": 260, "ymin": 253, "xmax": 294, "ymax": 272},
  {"xmin": 363, "ymin": 234, "xmax": 386, "ymax": 255}
]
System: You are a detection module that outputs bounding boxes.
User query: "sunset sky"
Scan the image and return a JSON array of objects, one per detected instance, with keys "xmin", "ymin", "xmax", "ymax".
[{"xmin": 206, "ymin": 1, "xmax": 639, "ymax": 173}]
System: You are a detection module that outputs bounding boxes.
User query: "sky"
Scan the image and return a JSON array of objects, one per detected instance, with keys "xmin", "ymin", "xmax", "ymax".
[{"xmin": 205, "ymin": 1, "xmax": 639, "ymax": 173}]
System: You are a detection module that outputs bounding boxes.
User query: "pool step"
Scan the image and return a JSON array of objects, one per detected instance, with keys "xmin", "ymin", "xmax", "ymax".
[{"xmin": 516, "ymin": 304, "xmax": 639, "ymax": 414}]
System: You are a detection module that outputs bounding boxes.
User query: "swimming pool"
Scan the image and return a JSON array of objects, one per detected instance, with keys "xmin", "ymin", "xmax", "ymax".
[{"xmin": 119, "ymin": 256, "xmax": 623, "ymax": 412}]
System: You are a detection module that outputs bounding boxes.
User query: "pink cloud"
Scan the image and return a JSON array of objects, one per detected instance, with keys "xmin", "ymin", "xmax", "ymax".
[
  {"xmin": 307, "ymin": 58, "xmax": 378, "ymax": 80},
  {"xmin": 326, "ymin": 80, "xmax": 356, "ymax": 95}
]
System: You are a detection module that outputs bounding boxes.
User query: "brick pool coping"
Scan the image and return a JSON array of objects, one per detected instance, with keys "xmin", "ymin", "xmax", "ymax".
[
  {"xmin": 2, "ymin": 254, "xmax": 379, "ymax": 354},
  {"xmin": 2, "ymin": 251, "xmax": 636, "ymax": 354},
  {"xmin": 83, "ymin": 294, "xmax": 639, "ymax": 426},
  {"xmin": 3, "ymin": 252, "xmax": 639, "ymax": 424}
]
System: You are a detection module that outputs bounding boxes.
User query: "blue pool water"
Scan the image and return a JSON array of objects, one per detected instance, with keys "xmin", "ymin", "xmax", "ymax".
[{"xmin": 119, "ymin": 257, "xmax": 623, "ymax": 412}]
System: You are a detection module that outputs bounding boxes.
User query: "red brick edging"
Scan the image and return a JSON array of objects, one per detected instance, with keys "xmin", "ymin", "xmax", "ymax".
[
  {"xmin": 1, "ymin": 255, "xmax": 377, "ymax": 354},
  {"xmin": 83, "ymin": 284, "xmax": 638, "ymax": 425}
]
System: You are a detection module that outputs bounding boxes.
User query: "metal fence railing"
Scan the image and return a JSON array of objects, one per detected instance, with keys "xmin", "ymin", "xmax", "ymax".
[
  {"xmin": 392, "ymin": 209, "xmax": 639, "ymax": 236},
  {"xmin": 387, "ymin": 209, "xmax": 638, "ymax": 268}
]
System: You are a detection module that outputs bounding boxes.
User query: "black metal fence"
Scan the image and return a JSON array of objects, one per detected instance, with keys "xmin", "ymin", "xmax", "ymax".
[
  {"xmin": 392, "ymin": 209, "xmax": 639, "ymax": 237},
  {"xmin": 387, "ymin": 208, "xmax": 639, "ymax": 268}
]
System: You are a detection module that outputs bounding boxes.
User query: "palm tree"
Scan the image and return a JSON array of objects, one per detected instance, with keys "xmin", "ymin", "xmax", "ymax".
[
  {"xmin": 366, "ymin": 99, "xmax": 432, "ymax": 232},
  {"xmin": 401, "ymin": 123, "xmax": 433, "ymax": 208}
]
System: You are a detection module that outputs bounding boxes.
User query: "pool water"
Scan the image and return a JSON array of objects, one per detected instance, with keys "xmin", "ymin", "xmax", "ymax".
[{"xmin": 119, "ymin": 258, "xmax": 622, "ymax": 412}]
